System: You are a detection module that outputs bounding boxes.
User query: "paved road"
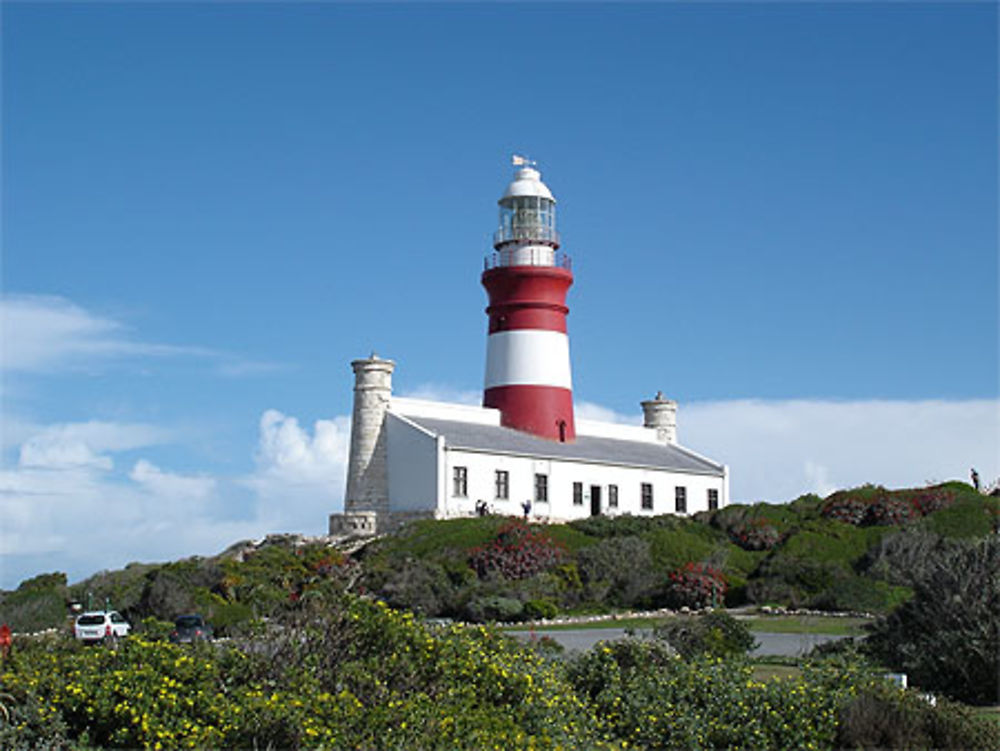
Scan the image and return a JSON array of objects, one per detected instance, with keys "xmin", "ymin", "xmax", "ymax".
[{"xmin": 510, "ymin": 627, "xmax": 847, "ymax": 656}]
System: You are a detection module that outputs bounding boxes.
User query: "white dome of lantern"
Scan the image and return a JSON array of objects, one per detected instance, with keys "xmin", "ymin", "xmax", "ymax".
[{"xmin": 493, "ymin": 157, "xmax": 560, "ymax": 266}]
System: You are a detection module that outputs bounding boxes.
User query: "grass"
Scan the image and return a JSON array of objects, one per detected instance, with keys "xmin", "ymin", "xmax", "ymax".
[
  {"xmin": 502, "ymin": 615, "xmax": 665, "ymax": 632},
  {"xmin": 503, "ymin": 612, "xmax": 872, "ymax": 635},
  {"xmin": 740, "ymin": 615, "xmax": 871, "ymax": 635}
]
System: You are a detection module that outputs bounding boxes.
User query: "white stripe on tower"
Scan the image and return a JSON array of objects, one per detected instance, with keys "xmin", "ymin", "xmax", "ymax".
[{"xmin": 484, "ymin": 330, "xmax": 572, "ymax": 390}]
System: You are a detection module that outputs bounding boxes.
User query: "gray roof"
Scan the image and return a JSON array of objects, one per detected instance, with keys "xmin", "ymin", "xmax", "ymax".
[{"xmin": 395, "ymin": 414, "xmax": 724, "ymax": 476}]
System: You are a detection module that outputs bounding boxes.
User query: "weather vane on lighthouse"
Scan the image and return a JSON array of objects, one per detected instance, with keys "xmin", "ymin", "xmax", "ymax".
[{"xmin": 511, "ymin": 153, "xmax": 537, "ymax": 168}]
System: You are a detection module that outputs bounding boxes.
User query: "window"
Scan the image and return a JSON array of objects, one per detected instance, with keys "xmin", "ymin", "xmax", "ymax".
[
  {"xmin": 573, "ymin": 482, "xmax": 584, "ymax": 505},
  {"xmin": 495, "ymin": 470, "xmax": 509, "ymax": 500},
  {"xmin": 534, "ymin": 473, "xmax": 548, "ymax": 503},
  {"xmin": 708, "ymin": 488, "xmax": 719, "ymax": 511},
  {"xmin": 608, "ymin": 484, "xmax": 619, "ymax": 508},
  {"xmin": 641, "ymin": 483, "xmax": 653, "ymax": 510},
  {"xmin": 675, "ymin": 486, "xmax": 687, "ymax": 514},
  {"xmin": 453, "ymin": 466, "xmax": 468, "ymax": 497}
]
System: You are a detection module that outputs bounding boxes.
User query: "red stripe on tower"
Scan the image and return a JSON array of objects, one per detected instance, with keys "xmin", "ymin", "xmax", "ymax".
[{"xmin": 482, "ymin": 158, "xmax": 575, "ymax": 442}]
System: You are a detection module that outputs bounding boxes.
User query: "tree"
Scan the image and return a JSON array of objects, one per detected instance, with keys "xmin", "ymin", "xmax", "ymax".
[{"xmin": 864, "ymin": 537, "xmax": 999, "ymax": 704}]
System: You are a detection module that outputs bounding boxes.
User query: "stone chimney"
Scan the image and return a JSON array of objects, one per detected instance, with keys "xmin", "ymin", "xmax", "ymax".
[{"xmin": 641, "ymin": 391, "xmax": 678, "ymax": 445}]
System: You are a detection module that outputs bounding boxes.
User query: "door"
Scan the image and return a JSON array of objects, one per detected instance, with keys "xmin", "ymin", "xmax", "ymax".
[{"xmin": 590, "ymin": 485, "xmax": 601, "ymax": 516}]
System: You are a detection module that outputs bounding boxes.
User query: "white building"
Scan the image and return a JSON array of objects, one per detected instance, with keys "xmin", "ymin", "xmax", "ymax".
[{"xmin": 330, "ymin": 160, "xmax": 728, "ymax": 535}]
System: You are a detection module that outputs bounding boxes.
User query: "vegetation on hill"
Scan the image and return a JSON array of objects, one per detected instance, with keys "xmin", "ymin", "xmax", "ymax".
[{"xmin": 358, "ymin": 482, "xmax": 995, "ymax": 621}]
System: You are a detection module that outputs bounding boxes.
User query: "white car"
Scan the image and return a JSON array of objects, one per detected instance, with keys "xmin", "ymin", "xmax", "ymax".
[{"xmin": 74, "ymin": 611, "xmax": 131, "ymax": 644}]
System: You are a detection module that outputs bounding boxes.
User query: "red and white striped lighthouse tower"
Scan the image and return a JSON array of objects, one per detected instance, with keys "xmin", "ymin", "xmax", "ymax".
[{"xmin": 482, "ymin": 157, "xmax": 575, "ymax": 442}]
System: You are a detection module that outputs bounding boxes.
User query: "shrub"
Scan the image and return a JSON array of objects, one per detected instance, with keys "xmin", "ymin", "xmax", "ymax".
[
  {"xmin": 653, "ymin": 611, "xmax": 757, "ymax": 659},
  {"xmin": 865, "ymin": 495, "xmax": 917, "ymax": 526},
  {"xmin": 468, "ymin": 521, "xmax": 565, "ymax": 580},
  {"xmin": 666, "ymin": 562, "xmax": 726, "ymax": 609},
  {"xmin": 728, "ymin": 519, "xmax": 781, "ymax": 551},
  {"xmin": 836, "ymin": 680, "xmax": 1000, "ymax": 750},
  {"xmin": 523, "ymin": 599, "xmax": 558, "ymax": 620},
  {"xmin": 567, "ymin": 641, "xmax": 850, "ymax": 750},
  {"xmin": 379, "ymin": 558, "xmax": 452, "ymax": 616},
  {"xmin": 821, "ymin": 495, "xmax": 868, "ymax": 525},
  {"xmin": 465, "ymin": 595, "xmax": 524, "ymax": 623},
  {"xmin": 575, "ymin": 535, "xmax": 656, "ymax": 607},
  {"xmin": 0, "ymin": 572, "xmax": 68, "ymax": 633},
  {"xmin": 865, "ymin": 537, "xmax": 999, "ymax": 705}
]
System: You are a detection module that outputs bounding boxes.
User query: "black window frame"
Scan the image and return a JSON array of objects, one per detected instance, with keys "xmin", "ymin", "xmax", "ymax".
[
  {"xmin": 608, "ymin": 484, "xmax": 619, "ymax": 508},
  {"xmin": 453, "ymin": 466, "xmax": 468, "ymax": 498},
  {"xmin": 708, "ymin": 488, "xmax": 719, "ymax": 511},
  {"xmin": 641, "ymin": 482, "xmax": 654, "ymax": 510},
  {"xmin": 572, "ymin": 481, "xmax": 584, "ymax": 505},
  {"xmin": 534, "ymin": 473, "xmax": 548, "ymax": 503},
  {"xmin": 675, "ymin": 486, "xmax": 687, "ymax": 514},
  {"xmin": 495, "ymin": 470, "xmax": 509, "ymax": 500}
]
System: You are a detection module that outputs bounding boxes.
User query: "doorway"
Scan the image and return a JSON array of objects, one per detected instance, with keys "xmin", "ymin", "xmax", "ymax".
[{"xmin": 590, "ymin": 485, "xmax": 601, "ymax": 516}]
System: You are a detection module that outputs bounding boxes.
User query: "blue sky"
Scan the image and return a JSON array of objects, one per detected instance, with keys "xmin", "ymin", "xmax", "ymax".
[{"xmin": 2, "ymin": 2, "xmax": 997, "ymax": 589}]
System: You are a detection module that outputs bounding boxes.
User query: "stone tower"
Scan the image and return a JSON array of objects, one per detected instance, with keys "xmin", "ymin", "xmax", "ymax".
[
  {"xmin": 331, "ymin": 354, "xmax": 394, "ymax": 535},
  {"xmin": 641, "ymin": 391, "xmax": 678, "ymax": 445}
]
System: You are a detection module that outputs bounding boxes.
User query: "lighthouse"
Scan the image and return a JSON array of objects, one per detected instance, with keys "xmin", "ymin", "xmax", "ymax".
[{"xmin": 482, "ymin": 158, "xmax": 576, "ymax": 442}]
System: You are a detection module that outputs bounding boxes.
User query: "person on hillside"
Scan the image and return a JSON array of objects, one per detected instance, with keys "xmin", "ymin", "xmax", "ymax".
[{"xmin": 971, "ymin": 468, "xmax": 980, "ymax": 492}]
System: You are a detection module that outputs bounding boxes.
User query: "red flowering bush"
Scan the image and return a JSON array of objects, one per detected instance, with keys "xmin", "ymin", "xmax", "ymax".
[
  {"xmin": 667, "ymin": 562, "xmax": 727, "ymax": 609},
  {"xmin": 906, "ymin": 488, "xmax": 955, "ymax": 516},
  {"xmin": 865, "ymin": 496, "xmax": 917, "ymax": 526},
  {"xmin": 821, "ymin": 496, "xmax": 868, "ymax": 525},
  {"xmin": 469, "ymin": 521, "xmax": 565, "ymax": 580},
  {"xmin": 729, "ymin": 519, "xmax": 781, "ymax": 551}
]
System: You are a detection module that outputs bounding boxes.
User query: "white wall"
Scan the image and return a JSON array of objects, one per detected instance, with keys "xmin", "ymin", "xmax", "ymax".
[
  {"xmin": 441, "ymin": 448, "xmax": 726, "ymax": 521},
  {"xmin": 386, "ymin": 414, "xmax": 439, "ymax": 512}
]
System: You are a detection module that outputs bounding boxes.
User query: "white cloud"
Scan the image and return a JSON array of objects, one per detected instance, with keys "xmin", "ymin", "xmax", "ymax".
[
  {"xmin": 129, "ymin": 459, "xmax": 216, "ymax": 500},
  {"xmin": 680, "ymin": 398, "xmax": 998, "ymax": 502},
  {"xmin": 576, "ymin": 400, "xmax": 640, "ymax": 425},
  {"xmin": 244, "ymin": 410, "xmax": 351, "ymax": 530},
  {"xmin": 0, "ymin": 294, "xmax": 281, "ymax": 377},
  {"xmin": 0, "ymin": 294, "xmax": 207, "ymax": 372},
  {"xmin": 18, "ymin": 421, "xmax": 170, "ymax": 470}
]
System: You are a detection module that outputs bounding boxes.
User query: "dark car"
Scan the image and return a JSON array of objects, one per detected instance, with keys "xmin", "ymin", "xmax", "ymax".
[{"xmin": 169, "ymin": 614, "xmax": 213, "ymax": 644}]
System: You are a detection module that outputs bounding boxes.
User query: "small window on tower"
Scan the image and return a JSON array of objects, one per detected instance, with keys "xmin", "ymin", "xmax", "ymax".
[{"xmin": 453, "ymin": 466, "xmax": 468, "ymax": 498}]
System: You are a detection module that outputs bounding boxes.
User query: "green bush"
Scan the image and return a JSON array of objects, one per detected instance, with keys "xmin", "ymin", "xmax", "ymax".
[
  {"xmin": 865, "ymin": 537, "xmax": 1000, "ymax": 705},
  {"xmin": 653, "ymin": 611, "xmax": 757, "ymax": 659},
  {"xmin": 567, "ymin": 640, "xmax": 848, "ymax": 749},
  {"xmin": 576, "ymin": 535, "xmax": 656, "ymax": 607},
  {"xmin": 836, "ymin": 680, "xmax": 1000, "ymax": 750},
  {"xmin": 0, "ymin": 572, "xmax": 68, "ymax": 633},
  {"xmin": 1, "ymin": 596, "xmax": 604, "ymax": 749},
  {"xmin": 465, "ymin": 595, "xmax": 524, "ymax": 623},
  {"xmin": 523, "ymin": 599, "xmax": 558, "ymax": 620}
]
